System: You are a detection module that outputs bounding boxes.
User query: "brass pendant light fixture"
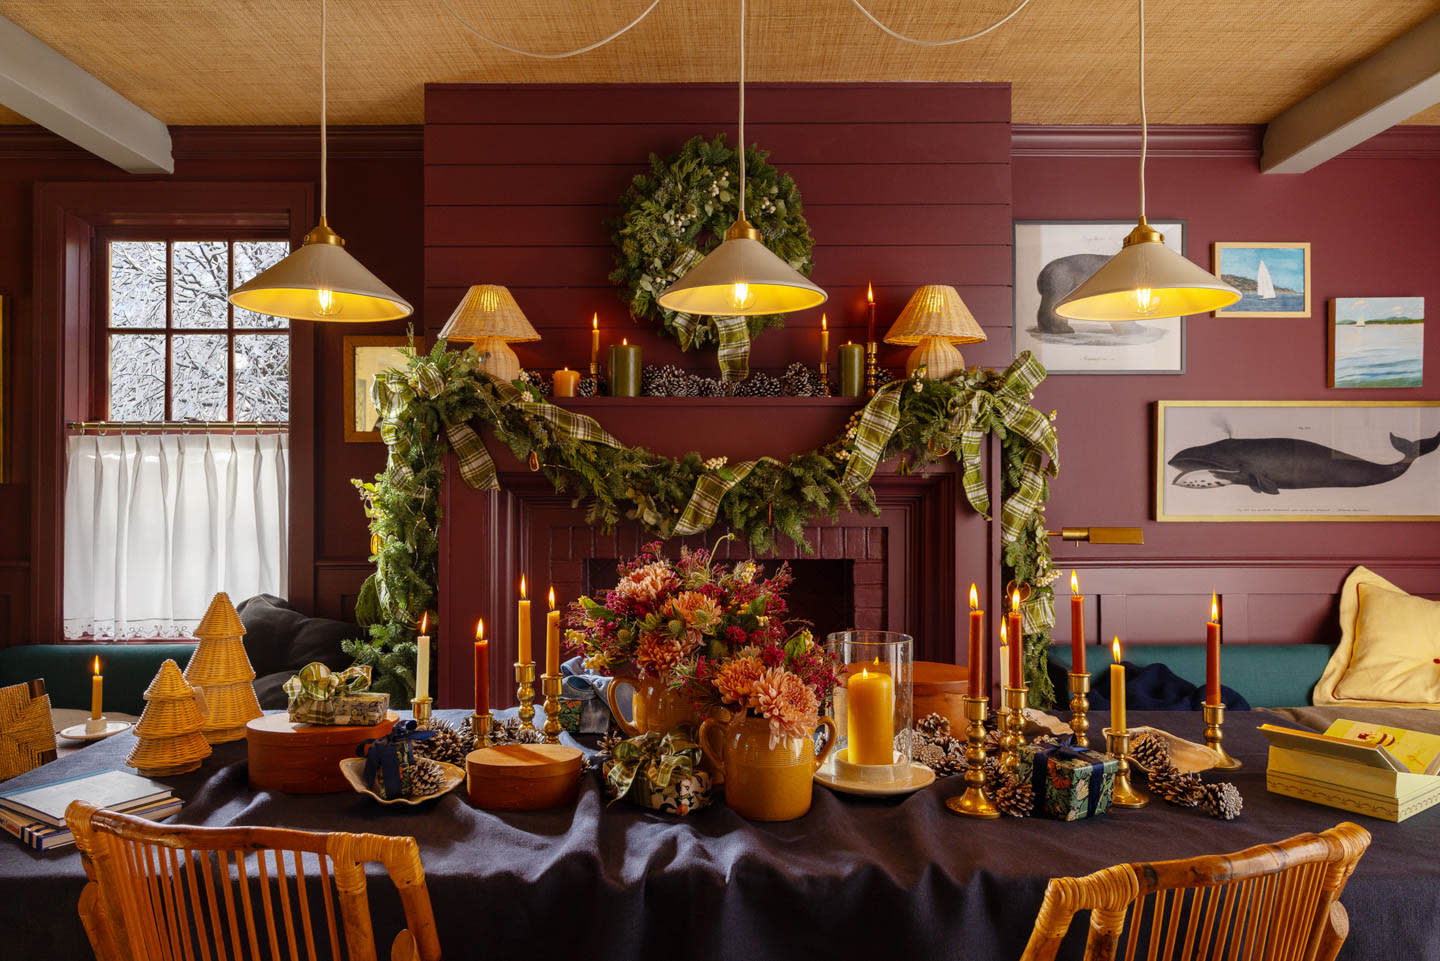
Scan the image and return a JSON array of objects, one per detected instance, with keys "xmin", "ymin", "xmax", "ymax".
[
  {"xmin": 229, "ymin": 0, "xmax": 412, "ymax": 323},
  {"xmin": 1055, "ymin": 0, "xmax": 1239, "ymax": 322},
  {"xmin": 657, "ymin": 0, "xmax": 826, "ymax": 317}
]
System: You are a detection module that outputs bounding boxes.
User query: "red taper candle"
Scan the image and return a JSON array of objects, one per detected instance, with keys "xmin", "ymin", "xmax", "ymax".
[
  {"xmin": 473, "ymin": 618, "xmax": 490, "ymax": 714},
  {"xmin": 1206, "ymin": 592, "xmax": 1221, "ymax": 707},
  {"xmin": 1070, "ymin": 571, "xmax": 1086, "ymax": 674},
  {"xmin": 967, "ymin": 583, "xmax": 984, "ymax": 696},
  {"xmin": 1008, "ymin": 589, "xmax": 1024, "ymax": 689}
]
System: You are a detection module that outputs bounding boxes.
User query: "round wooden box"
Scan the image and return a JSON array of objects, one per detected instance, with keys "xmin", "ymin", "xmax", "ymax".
[
  {"xmin": 246, "ymin": 712, "xmax": 398, "ymax": 794},
  {"xmin": 913, "ymin": 661, "xmax": 970, "ymax": 732},
  {"xmin": 466, "ymin": 743, "xmax": 583, "ymax": 811}
]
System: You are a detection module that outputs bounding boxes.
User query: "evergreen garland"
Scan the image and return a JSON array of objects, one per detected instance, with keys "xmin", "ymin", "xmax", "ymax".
[{"xmin": 351, "ymin": 342, "xmax": 1059, "ymax": 707}]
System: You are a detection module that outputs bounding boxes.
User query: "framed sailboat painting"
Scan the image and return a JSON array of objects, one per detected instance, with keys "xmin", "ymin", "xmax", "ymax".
[{"xmin": 1211, "ymin": 242, "xmax": 1311, "ymax": 317}]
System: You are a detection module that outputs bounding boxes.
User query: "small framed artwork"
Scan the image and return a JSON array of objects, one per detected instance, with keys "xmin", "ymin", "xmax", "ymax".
[
  {"xmin": 1156, "ymin": 400, "xmax": 1440, "ymax": 522},
  {"xmin": 1014, "ymin": 220, "xmax": 1186, "ymax": 374},
  {"xmin": 1329, "ymin": 297, "xmax": 1424, "ymax": 389},
  {"xmin": 343, "ymin": 335, "xmax": 414, "ymax": 443},
  {"xmin": 1211, "ymin": 242, "xmax": 1311, "ymax": 317}
]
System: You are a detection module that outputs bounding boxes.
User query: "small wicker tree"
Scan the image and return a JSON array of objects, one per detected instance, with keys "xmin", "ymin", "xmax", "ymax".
[
  {"xmin": 128, "ymin": 659, "xmax": 212, "ymax": 776},
  {"xmin": 185, "ymin": 592, "xmax": 262, "ymax": 743}
]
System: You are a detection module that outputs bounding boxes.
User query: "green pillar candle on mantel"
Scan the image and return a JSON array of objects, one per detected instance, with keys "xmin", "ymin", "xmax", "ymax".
[
  {"xmin": 610, "ymin": 339, "xmax": 642, "ymax": 397},
  {"xmin": 838, "ymin": 342, "xmax": 865, "ymax": 398}
]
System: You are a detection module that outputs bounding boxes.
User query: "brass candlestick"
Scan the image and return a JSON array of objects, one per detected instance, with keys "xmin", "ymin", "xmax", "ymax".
[
  {"xmin": 864, "ymin": 342, "xmax": 879, "ymax": 396},
  {"xmin": 540, "ymin": 674, "xmax": 563, "ymax": 744},
  {"xmin": 999, "ymin": 686, "xmax": 1028, "ymax": 774},
  {"xmin": 514, "ymin": 661, "xmax": 537, "ymax": 731},
  {"xmin": 1203, "ymin": 702, "xmax": 1243, "ymax": 770},
  {"xmin": 1068, "ymin": 673, "xmax": 1091, "ymax": 749},
  {"xmin": 411, "ymin": 695, "xmax": 432, "ymax": 724},
  {"xmin": 945, "ymin": 695, "xmax": 999, "ymax": 819},
  {"xmin": 471, "ymin": 711, "xmax": 495, "ymax": 749},
  {"xmin": 1104, "ymin": 728, "xmax": 1150, "ymax": 808},
  {"xmin": 818, "ymin": 360, "xmax": 831, "ymax": 396}
]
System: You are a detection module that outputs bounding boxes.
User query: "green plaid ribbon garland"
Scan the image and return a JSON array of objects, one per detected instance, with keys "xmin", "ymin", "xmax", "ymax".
[
  {"xmin": 674, "ymin": 458, "xmax": 778, "ymax": 535},
  {"xmin": 663, "ymin": 249, "xmax": 706, "ymax": 350},
  {"xmin": 712, "ymin": 315, "xmax": 751, "ymax": 381},
  {"xmin": 841, "ymin": 380, "xmax": 904, "ymax": 492}
]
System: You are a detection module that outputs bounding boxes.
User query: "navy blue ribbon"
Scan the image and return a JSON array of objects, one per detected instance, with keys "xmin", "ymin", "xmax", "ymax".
[
  {"xmin": 358, "ymin": 719, "xmax": 434, "ymax": 798},
  {"xmin": 1030, "ymin": 737, "xmax": 1108, "ymax": 819}
]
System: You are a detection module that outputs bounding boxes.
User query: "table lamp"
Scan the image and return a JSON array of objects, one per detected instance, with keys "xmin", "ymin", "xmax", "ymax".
[
  {"xmin": 883, "ymin": 285, "xmax": 985, "ymax": 380},
  {"xmin": 438, "ymin": 285, "xmax": 540, "ymax": 382}
]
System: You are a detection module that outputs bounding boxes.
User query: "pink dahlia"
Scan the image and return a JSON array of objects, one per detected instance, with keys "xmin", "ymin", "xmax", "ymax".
[
  {"xmin": 614, "ymin": 560, "xmax": 679, "ymax": 607},
  {"xmin": 752, "ymin": 668, "xmax": 819, "ymax": 745}
]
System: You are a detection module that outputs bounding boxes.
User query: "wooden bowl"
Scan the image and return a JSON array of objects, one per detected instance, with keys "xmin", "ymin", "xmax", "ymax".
[
  {"xmin": 913, "ymin": 661, "xmax": 970, "ymax": 732},
  {"xmin": 465, "ymin": 743, "xmax": 583, "ymax": 811},
  {"xmin": 339, "ymin": 758, "xmax": 465, "ymax": 805},
  {"xmin": 246, "ymin": 712, "xmax": 398, "ymax": 794}
]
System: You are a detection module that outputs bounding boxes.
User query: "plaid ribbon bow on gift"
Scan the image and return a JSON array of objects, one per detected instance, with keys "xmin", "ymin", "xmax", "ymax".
[{"xmin": 282, "ymin": 662, "xmax": 374, "ymax": 703}]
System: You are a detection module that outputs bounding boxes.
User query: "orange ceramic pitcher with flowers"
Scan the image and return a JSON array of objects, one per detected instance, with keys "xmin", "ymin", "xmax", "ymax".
[
  {"xmin": 606, "ymin": 675, "xmax": 700, "ymax": 736},
  {"xmin": 699, "ymin": 713, "xmax": 837, "ymax": 821}
]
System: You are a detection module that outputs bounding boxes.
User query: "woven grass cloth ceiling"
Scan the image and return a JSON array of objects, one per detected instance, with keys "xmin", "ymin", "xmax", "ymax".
[{"xmin": 0, "ymin": 0, "xmax": 1436, "ymax": 127}]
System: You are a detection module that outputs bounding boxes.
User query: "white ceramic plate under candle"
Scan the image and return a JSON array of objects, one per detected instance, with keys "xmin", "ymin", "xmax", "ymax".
[
  {"xmin": 58, "ymin": 720, "xmax": 132, "ymax": 741},
  {"xmin": 339, "ymin": 758, "xmax": 465, "ymax": 805},
  {"xmin": 814, "ymin": 757, "xmax": 936, "ymax": 797}
]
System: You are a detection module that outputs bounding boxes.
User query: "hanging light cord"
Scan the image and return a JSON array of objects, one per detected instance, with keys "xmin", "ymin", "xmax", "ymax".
[
  {"xmin": 440, "ymin": 0, "xmax": 663, "ymax": 59},
  {"xmin": 847, "ymin": 0, "xmax": 1034, "ymax": 46},
  {"xmin": 738, "ymin": 0, "xmax": 746, "ymax": 221},
  {"xmin": 1137, "ymin": 0, "xmax": 1148, "ymax": 222},
  {"xmin": 320, "ymin": 0, "xmax": 328, "ymax": 220}
]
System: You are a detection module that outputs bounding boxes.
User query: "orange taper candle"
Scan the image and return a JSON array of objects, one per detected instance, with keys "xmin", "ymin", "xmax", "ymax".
[
  {"xmin": 967, "ymin": 583, "xmax": 984, "ymax": 696},
  {"xmin": 517, "ymin": 576, "xmax": 532, "ymax": 664},
  {"xmin": 590, "ymin": 313, "xmax": 600, "ymax": 365},
  {"xmin": 546, "ymin": 586, "xmax": 561, "ymax": 676},
  {"xmin": 473, "ymin": 619, "xmax": 490, "ymax": 714},
  {"xmin": 1206, "ymin": 592, "xmax": 1222, "ymax": 706},
  {"xmin": 90, "ymin": 656, "xmax": 103, "ymax": 720},
  {"xmin": 1110, "ymin": 637, "xmax": 1126, "ymax": 732}
]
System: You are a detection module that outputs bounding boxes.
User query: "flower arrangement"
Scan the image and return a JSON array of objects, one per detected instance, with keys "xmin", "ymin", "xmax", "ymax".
[{"xmin": 566, "ymin": 540, "xmax": 840, "ymax": 745}]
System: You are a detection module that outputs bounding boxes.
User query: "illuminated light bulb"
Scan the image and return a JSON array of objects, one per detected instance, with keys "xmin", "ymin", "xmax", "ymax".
[
  {"xmin": 315, "ymin": 288, "xmax": 341, "ymax": 317},
  {"xmin": 1133, "ymin": 286, "xmax": 1157, "ymax": 315},
  {"xmin": 731, "ymin": 282, "xmax": 753, "ymax": 310}
]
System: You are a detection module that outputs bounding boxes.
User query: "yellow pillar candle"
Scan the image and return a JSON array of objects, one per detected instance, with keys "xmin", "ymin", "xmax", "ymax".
[
  {"xmin": 553, "ymin": 367, "xmax": 579, "ymax": 397},
  {"xmin": 546, "ymin": 586, "xmax": 562, "ymax": 676},
  {"xmin": 846, "ymin": 660, "xmax": 895, "ymax": 765},
  {"xmin": 518, "ymin": 576, "xmax": 532, "ymax": 664},
  {"xmin": 1110, "ymin": 637, "xmax": 1126, "ymax": 733},
  {"xmin": 90, "ymin": 656, "xmax": 103, "ymax": 720}
]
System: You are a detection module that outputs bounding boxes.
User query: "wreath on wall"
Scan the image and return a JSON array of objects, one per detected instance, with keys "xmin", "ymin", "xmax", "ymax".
[
  {"xmin": 609, "ymin": 134, "xmax": 816, "ymax": 368},
  {"xmin": 350, "ymin": 343, "xmax": 1060, "ymax": 707}
]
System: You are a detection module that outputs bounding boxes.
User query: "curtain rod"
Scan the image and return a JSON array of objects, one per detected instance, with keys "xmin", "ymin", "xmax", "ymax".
[{"xmin": 67, "ymin": 420, "xmax": 289, "ymax": 432}]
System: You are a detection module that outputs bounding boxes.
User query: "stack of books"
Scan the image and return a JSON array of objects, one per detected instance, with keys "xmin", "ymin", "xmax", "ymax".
[{"xmin": 0, "ymin": 770, "xmax": 182, "ymax": 850}]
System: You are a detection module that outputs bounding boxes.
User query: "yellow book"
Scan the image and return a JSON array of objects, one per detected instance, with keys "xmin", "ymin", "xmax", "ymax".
[
  {"xmin": 1259, "ymin": 724, "xmax": 1440, "ymax": 823},
  {"xmin": 1321, "ymin": 719, "xmax": 1440, "ymax": 775}
]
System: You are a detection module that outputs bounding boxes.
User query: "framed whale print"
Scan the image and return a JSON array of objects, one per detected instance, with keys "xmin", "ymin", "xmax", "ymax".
[
  {"xmin": 1013, "ymin": 220, "xmax": 1186, "ymax": 374},
  {"xmin": 1211, "ymin": 242, "xmax": 1311, "ymax": 317},
  {"xmin": 1156, "ymin": 400, "xmax": 1440, "ymax": 522}
]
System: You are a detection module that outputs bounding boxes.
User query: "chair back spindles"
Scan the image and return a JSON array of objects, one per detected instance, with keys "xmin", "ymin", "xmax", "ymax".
[
  {"xmin": 1022, "ymin": 822, "xmax": 1371, "ymax": 961},
  {"xmin": 65, "ymin": 800, "xmax": 442, "ymax": 961}
]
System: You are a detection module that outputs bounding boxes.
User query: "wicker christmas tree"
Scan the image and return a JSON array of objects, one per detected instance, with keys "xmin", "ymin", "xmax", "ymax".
[
  {"xmin": 184, "ymin": 592, "xmax": 263, "ymax": 743},
  {"xmin": 127, "ymin": 659, "xmax": 212, "ymax": 776}
]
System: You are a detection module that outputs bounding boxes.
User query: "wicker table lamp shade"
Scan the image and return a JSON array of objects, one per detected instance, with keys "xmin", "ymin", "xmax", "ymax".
[
  {"xmin": 884, "ymin": 285, "xmax": 986, "ymax": 379},
  {"xmin": 438, "ymin": 285, "xmax": 541, "ymax": 382}
]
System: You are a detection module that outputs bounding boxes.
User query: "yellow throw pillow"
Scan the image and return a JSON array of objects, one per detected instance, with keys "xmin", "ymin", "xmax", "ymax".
[{"xmin": 1332, "ymin": 584, "xmax": 1440, "ymax": 705}]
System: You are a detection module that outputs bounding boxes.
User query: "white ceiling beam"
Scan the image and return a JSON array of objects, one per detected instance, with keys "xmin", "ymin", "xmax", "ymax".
[
  {"xmin": 1262, "ymin": 14, "xmax": 1440, "ymax": 174},
  {"xmin": 0, "ymin": 13, "xmax": 172, "ymax": 174}
]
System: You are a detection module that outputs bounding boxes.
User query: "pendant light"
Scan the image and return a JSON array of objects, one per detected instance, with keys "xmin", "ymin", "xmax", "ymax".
[
  {"xmin": 1055, "ymin": 0, "xmax": 1238, "ymax": 322},
  {"xmin": 657, "ymin": 0, "xmax": 826, "ymax": 317},
  {"xmin": 229, "ymin": 0, "xmax": 412, "ymax": 323}
]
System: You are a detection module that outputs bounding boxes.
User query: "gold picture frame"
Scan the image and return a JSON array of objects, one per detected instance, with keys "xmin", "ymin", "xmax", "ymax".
[
  {"xmin": 1211, "ymin": 242, "xmax": 1311, "ymax": 317},
  {"xmin": 343, "ymin": 335, "xmax": 414, "ymax": 443},
  {"xmin": 1156, "ymin": 400, "xmax": 1440, "ymax": 522}
]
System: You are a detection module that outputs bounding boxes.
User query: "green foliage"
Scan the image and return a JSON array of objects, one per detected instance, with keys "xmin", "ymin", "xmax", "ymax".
[{"xmin": 609, "ymin": 134, "xmax": 816, "ymax": 349}]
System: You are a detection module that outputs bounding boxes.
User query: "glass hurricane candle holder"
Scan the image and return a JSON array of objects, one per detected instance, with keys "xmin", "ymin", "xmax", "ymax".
[{"xmin": 826, "ymin": 630, "xmax": 913, "ymax": 784}]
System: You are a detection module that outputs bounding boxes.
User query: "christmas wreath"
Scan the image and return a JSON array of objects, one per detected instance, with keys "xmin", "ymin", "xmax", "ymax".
[{"xmin": 609, "ymin": 134, "xmax": 816, "ymax": 362}]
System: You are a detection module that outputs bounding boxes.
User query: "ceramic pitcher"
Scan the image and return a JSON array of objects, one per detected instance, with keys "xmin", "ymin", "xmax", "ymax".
[
  {"xmin": 605, "ymin": 675, "xmax": 700, "ymax": 737},
  {"xmin": 699, "ymin": 712, "xmax": 838, "ymax": 821}
]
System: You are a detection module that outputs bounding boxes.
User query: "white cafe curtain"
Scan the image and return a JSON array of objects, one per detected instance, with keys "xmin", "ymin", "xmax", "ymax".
[{"xmin": 63, "ymin": 432, "xmax": 288, "ymax": 639}]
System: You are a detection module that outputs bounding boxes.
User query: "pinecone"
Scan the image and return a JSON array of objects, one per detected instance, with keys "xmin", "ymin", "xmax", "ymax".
[
  {"xmin": 595, "ymin": 728, "xmax": 626, "ymax": 758},
  {"xmin": 1146, "ymin": 764, "xmax": 1202, "ymax": 807},
  {"xmin": 983, "ymin": 726, "xmax": 1003, "ymax": 754},
  {"xmin": 915, "ymin": 713, "xmax": 951, "ymax": 739},
  {"xmin": 1129, "ymin": 731, "xmax": 1172, "ymax": 772},
  {"xmin": 520, "ymin": 370, "xmax": 552, "ymax": 396},
  {"xmin": 1197, "ymin": 781, "xmax": 1244, "ymax": 820},
  {"xmin": 929, "ymin": 736, "xmax": 968, "ymax": 777},
  {"xmin": 406, "ymin": 757, "xmax": 448, "ymax": 798},
  {"xmin": 492, "ymin": 717, "xmax": 544, "ymax": 744},
  {"xmin": 416, "ymin": 719, "xmax": 467, "ymax": 767},
  {"xmin": 577, "ymin": 377, "xmax": 597, "ymax": 398},
  {"xmin": 992, "ymin": 771, "xmax": 1034, "ymax": 817}
]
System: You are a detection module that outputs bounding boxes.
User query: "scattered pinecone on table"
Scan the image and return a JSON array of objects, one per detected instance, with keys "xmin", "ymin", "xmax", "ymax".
[
  {"xmin": 493, "ymin": 716, "xmax": 544, "ymax": 745},
  {"xmin": 1146, "ymin": 764, "xmax": 1202, "ymax": 807},
  {"xmin": 1197, "ymin": 781, "xmax": 1244, "ymax": 820},
  {"xmin": 991, "ymin": 770, "xmax": 1034, "ymax": 817},
  {"xmin": 1129, "ymin": 730, "xmax": 1172, "ymax": 772},
  {"xmin": 915, "ymin": 713, "xmax": 951, "ymax": 739},
  {"xmin": 405, "ymin": 757, "xmax": 448, "ymax": 798},
  {"xmin": 415, "ymin": 719, "xmax": 467, "ymax": 767}
]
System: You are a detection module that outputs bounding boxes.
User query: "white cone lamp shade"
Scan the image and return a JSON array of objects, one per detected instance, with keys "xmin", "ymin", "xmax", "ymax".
[
  {"xmin": 1055, "ymin": 221, "xmax": 1240, "ymax": 322},
  {"xmin": 657, "ymin": 218, "xmax": 826, "ymax": 316},
  {"xmin": 229, "ymin": 221, "xmax": 413, "ymax": 323},
  {"xmin": 438, "ymin": 284, "xmax": 541, "ymax": 382},
  {"xmin": 884, "ymin": 285, "xmax": 986, "ymax": 379}
]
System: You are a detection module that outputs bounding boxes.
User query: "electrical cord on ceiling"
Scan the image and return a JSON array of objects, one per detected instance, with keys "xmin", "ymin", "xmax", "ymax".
[
  {"xmin": 738, "ymin": 0, "xmax": 746, "ymax": 218},
  {"xmin": 847, "ymin": 0, "xmax": 1035, "ymax": 46},
  {"xmin": 1138, "ymin": 0, "xmax": 1148, "ymax": 221},
  {"xmin": 439, "ymin": 0, "xmax": 663, "ymax": 59},
  {"xmin": 320, "ymin": 0, "xmax": 328, "ymax": 219}
]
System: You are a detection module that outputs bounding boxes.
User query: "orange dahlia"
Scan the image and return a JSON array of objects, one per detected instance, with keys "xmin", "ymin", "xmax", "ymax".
[{"xmin": 712, "ymin": 654, "xmax": 767, "ymax": 706}]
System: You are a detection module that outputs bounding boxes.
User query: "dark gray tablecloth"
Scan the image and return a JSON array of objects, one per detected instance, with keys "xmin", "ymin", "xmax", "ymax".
[{"xmin": 2, "ymin": 711, "xmax": 1435, "ymax": 961}]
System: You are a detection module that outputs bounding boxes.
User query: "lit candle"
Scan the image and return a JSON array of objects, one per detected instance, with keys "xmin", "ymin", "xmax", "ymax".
[
  {"xmin": 1070, "ymin": 571, "xmax": 1086, "ymax": 674},
  {"xmin": 866, "ymin": 283, "xmax": 876, "ymax": 344},
  {"xmin": 967, "ymin": 583, "xmax": 985, "ymax": 696},
  {"xmin": 1110, "ymin": 637, "xmax": 1126, "ymax": 733},
  {"xmin": 414, "ymin": 612, "xmax": 430, "ymax": 702},
  {"xmin": 838, "ymin": 341, "xmax": 865, "ymax": 397},
  {"xmin": 611, "ymin": 338, "xmax": 642, "ymax": 397},
  {"xmin": 1206, "ymin": 592, "xmax": 1222, "ymax": 707},
  {"xmin": 90, "ymin": 656, "xmax": 103, "ymax": 720},
  {"xmin": 590, "ymin": 313, "xmax": 600, "ymax": 366},
  {"xmin": 1008, "ymin": 589, "xmax": 1024, "ymax": 690},
  {"xmin": 546, "ymin": 586, "xmax": 561, "ymax": 677},
  {"xmin": 474, "ymin": 618, "xmax": 490, "ymax": 714},
  {"xmin": 517, "ymin": 576, "xmax": 532, "ymax": 664},
  {"xmin": 846, "ymin": 659, "xmax": 895, "ymax": 765},
  {"xmin": 820, "ymin": 314, "xmax": 829, "ymax": 367},
  {"xmin": 998, "ymin": 620, "xmax": 1010, "ymax": 695},
  {"xmin": 553, "ymin": 367, "xmax": 579, "ymax": 397}
]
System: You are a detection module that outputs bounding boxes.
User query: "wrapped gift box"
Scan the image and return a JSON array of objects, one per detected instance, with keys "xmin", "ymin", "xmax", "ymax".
[
  {"xmin": 287, "ymin": 691, "xmax": 390, "ymax": 727},
  {"xmin": 603, "ymin": 761, "xmax": 712, "ymax": 815},
  {"xmin": 558, "ymin": 698, "xmax": 584, "ymax": 735},
  {"xmin": 1017, "ymin": 741, "xmax": 1117, "ymax": 821}
]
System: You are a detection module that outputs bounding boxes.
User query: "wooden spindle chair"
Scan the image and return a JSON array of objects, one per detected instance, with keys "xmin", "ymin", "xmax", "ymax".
[
  {"xmin": 66, "ymin": 800, "xmax": 443, "ymax": 961},
  {"xmin": 1020, "ymin": 821, "xmax": 1371, "ymax": 961}
]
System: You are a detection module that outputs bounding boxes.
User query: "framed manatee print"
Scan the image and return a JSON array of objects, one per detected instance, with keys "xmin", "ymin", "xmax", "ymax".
[
  {"xmin": 1211, "ymin": 242, "xmax": 1311, "ymax": 317},
  {"xmin": 1014, "ymin": 220, "xmax": 1186, "ymax": 374},
  {"xmin": 1156, "ymin": 401, "xmax": 1440, "ymax": 522}
]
